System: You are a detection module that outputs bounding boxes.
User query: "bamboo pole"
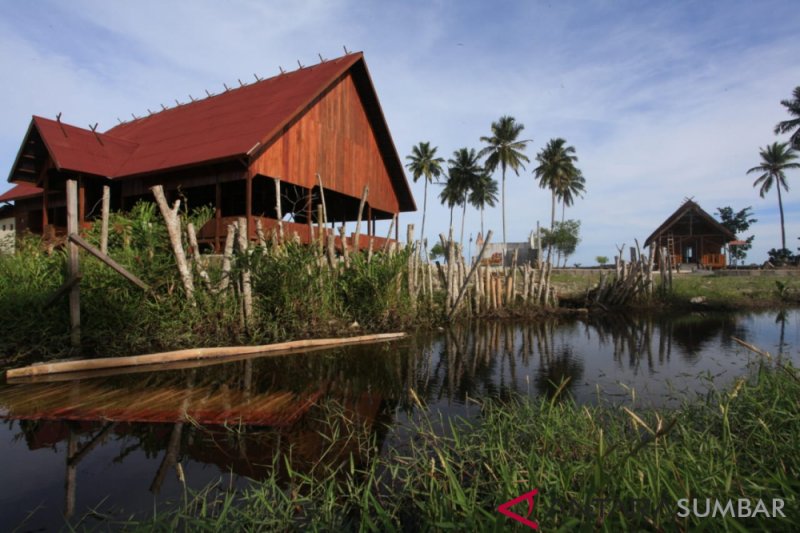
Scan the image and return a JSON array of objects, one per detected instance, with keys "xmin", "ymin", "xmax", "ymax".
[
  {"xmin": 338, "ymin": 226, "xmax": 350, "ymax": 266},
  {"xmin": 151, "ymin": 185, "xmax": 194, "ymax": 302},
  {"xmin": 384, "ymin": 214, "xmax": 397, "ymax": 252},
  {"xmin": 237, "ymin": 217, "xmax": 253, "ymax": 329},
  {"xmin": 100, "ymin": 184, "xmax": 110, "ymax": 255},
  {"xmin": 255, "ymin": 218, "xmax": 267, "ymax": 249},
  {"xmin": 69, "ymin": 234, "xmax": 150, "ymax": 291},
  {"xmin": 353, "ymin": 185, "xmax": 369, "ymax": 253},
  {"xmin": 448, "ymin": 230, "xmax": 493, "ymax": 320},
  {"xmin": 6, "ymin": 333, "xmax": 408, "ymax": 379},
  {"xmin": 217, "ymin": 223, "xmax": 237, "ymax": 292},
  {"xmin": 316, "ymin": 173, "xmax": 329, "ymax": 229},
  {"xmin": 326, "ymin": 234, "xmax": 336, "ymax": 268},
  {"xmin": 67, "ymin": 179, "xmax": 80, "ymax": 347}
]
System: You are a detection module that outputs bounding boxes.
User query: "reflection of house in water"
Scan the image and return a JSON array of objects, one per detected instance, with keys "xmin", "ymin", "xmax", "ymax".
[{"xmin": 0, "ymin": 356, "xmax": 395, "ymax": 520}]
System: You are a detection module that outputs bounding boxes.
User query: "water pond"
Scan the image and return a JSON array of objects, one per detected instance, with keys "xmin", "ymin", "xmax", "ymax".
[{"xmin": 1, "ymin": 309, "xmax": 797, "ymax": 529}]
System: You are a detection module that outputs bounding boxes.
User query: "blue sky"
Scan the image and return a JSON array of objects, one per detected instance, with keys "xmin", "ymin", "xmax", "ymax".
[{"xmin": 1, "ymin": 0, "xmax": 798, "ymax": 264}]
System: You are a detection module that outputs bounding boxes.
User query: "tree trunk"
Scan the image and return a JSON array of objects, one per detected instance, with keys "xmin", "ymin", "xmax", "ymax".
[
  {"xmin": 501, "ymin": 165, "xmax": 507, "ymax": 252},
  {"xmin": 421, "ymin": 178, "xmax": 428, "ymax": 245},
  {"xmin": 480, "ymin": 206, "xmax": 485, "ymax": 237},
  {"xmin": 151, "ymin": 185, "xmax": 194, "ymax": 302},
  {"xmin": 460, "ymin": 198, "xmax": 467, "ymax": 251},
  {"xmin": 777, "ymin": 182, "xmax": 786, "ymax": 250}
]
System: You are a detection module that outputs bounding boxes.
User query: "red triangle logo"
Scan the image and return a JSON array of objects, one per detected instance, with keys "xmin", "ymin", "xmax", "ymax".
[{"xmin": 497, "ymin": 489, "xmax": 539, "ymax": 529}]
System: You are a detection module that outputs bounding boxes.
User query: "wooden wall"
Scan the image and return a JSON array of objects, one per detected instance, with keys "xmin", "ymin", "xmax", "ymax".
[{"xmin": 252, "ymin": 72, "xmax": 401, "ymax": 214}]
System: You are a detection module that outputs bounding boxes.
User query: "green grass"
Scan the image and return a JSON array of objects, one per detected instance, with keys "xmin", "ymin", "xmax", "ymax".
[
  {"xmin": 0, "ymin": 204, "xmax": 423, "ymax": 365},
  {"xmin": 107, "ymin": 360, "xmax": 799, "ymax": 532},
  {"xmin": 549, "ymin": 269, "xmax": 800, "ymax": 310}
]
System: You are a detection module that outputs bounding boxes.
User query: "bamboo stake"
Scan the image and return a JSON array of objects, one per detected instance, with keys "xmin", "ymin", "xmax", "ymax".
[
  {"xmin": 326, "ymin": 234, "xmax": 336, "ymax": 268},
  {"xmin": 316, "ymin": 173, "xmax": 329, "ymax": 229},
  {"xmin": 237, "ymin": 217, "xmax": 253, "ymax": 329},
  {"xmin": 100, "ymin": 184, "xmax": 110, "ymax": 255},
  {"xmin": 255, "ymin": 218, "xmax": 267, "ymax": 249},
  {"xmin": 6, "ymin": 333, "xmax": 409, "ymax": 378},
  {"xmin": 384, "ymin": 214, "xmax": 397, "ymax": 252},
  {"xmin": 338, "ymin": 226, "xmax": 350, "ymax": 266},
  {"xmin": 67, "ymin": 179, "xmax": 80, "ymax": 347},
  {"xmin": 151, "ymin": 185, "xmax": 194, "ymax": 302},
  {"xmin": 406, "ymin": 224, "xmax": 416, "ymax": 300},
  {"xmin": 353, "ymin": 185, "xmax": 369, "ymax": 253},
  {"xmin": 448, "ymin": 230, "xmax": 493, "ymax": 320},
  {"xmin": 216, "ymin": 223, "xmax": 237, "ymax": 292},
  {"xmin": 186, "ymin": 222, "xmax": 213, "ymax": 288}
]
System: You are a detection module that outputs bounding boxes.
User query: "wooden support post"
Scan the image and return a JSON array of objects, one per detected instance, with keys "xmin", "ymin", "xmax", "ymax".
[
  {"xmin": 100, "ymin": 184, "xmax": 110, "ymax": 254},
  {"xmin": 78, "ymin": 176, "xmax": 85, "ymax": 227},
  {"xmin": 42, "ymin": 174, "xmax": 49, "ymax": 230},
  {"xmin": 274, "ymin": 177, "xmax": 283, "ymax": 243},
  {"xmin": 215, "ymin": 180, "xmax": 222, "ymax": 252},
  {"xmin": 66, "ymin": 179, "xmax": 80, "ymax": 347},
  {"xmin": 237, "ymin": 217, "xmax": 254, "ymax": 330},
  {"xmin": 245, "ymin": 170, "xmax": 253, "ymax": 241}
]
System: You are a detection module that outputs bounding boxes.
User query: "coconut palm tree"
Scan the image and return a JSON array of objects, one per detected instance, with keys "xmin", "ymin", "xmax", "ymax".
[
  {"xmin": 439, "ymin": 172, "xmax": 463, "ymax": 233},
  {"xmin": 775, "ymin": 86, "xmax": 800, "ymax": 150},
  {"xmin": 447, "ymin": 148, "xmax": 483, "ymax": 247},
  {"xmin": 533, "ymin": 138, "xmax": 580, "ymax": 230},
  {"xmin": 478, "ymin": 116, "xmax": 531, "ymax": 251},
  {"xmin": 469, "ymin": 173, "xmax": 499, "ymax": 237},
  {"xmin": 405, "ymin": 142, "xmax": 444, "ymax": 244},
  {"xmin": 557, "ymin": 171, "xmax": 586, "ymax": 222},
  {"xmin": 747, "ymin": 142, "xmax": 800, "ymax": 250}
]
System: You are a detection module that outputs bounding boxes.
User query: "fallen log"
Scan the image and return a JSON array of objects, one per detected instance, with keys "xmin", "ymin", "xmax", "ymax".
[{"xmin": 5, "ymin": 332, "xmax": 407, "ymax": 379}]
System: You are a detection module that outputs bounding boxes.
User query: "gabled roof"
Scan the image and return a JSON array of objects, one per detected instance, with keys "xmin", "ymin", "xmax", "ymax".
[
  {"xmin": 0, "ymin": 183, "xmax": 43, "ymax": 203},
  {"xmin": 644, "ymin": 199, "xmax": 736, "ymax": 247},
  {"xmin": 5, "ymin": 52, "xmax": 413, "ymax": 210},
  {"xmin": 106, "ymin": 53, "xmax": 366, "ymax": 177}
]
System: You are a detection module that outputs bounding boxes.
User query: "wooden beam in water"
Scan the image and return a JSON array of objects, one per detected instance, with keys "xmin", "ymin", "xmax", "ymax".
[{"xmin": 6, "ymin": 332, "xmax": 407, "ymax": 379}]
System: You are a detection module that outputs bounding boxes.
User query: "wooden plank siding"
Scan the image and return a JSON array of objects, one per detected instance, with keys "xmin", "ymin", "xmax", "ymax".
[{"xmin": 252, "ymin": 72, "xmax": 400, "ymax": 215}]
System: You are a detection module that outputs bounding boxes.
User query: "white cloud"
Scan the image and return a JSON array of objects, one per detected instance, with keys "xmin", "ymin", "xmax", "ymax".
[{"xmin": 1, "ymin": 0, "xmax": 799, "ymax": 264}]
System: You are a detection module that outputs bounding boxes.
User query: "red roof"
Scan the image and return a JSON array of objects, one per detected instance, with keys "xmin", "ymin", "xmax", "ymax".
[
  {"xmin": 10, "ymin": 53, "xmax": 365, "ymax": 180},
  {"xmin": 108, "ymin": 54, "xmax": 363, "ymax": 177},
  {"xmin": 33, "ymin": 116, "xmax": 138, "ymax": 176},
  {"xmin": 0, "ymin": 183, "xmax": 43, "ymax": 202}
]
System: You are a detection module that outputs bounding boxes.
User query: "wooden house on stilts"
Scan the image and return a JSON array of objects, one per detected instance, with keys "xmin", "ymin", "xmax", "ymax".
[
  {"xmin": 0, "ymin": 52, "xmax": 415, "ymax": 250},
  {"xmin": 644, "ymin": 199, "xmax": 736, "ymax": 269}
]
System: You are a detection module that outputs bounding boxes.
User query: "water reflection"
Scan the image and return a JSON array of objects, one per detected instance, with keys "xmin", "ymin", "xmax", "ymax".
[{"xmin": 0, "ymin": 310, "xmax": 796, "ymax": 528}]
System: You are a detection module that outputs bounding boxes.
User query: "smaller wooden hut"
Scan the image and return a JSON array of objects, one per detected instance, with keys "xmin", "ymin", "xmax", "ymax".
[{"xmin": 644, "ymin": 199, "xmax": 736, "ymax": 269}]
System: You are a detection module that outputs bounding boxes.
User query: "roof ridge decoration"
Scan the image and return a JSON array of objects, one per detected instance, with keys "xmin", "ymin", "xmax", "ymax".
[{"xmin": 112, "ymin": 52, "xmax": 359, "ymax": 129}]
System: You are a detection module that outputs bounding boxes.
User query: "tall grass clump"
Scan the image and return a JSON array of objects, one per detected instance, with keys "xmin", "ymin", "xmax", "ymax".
[
  {"xmin": 0, "ymin": 203, "xmax": 427, "ymax": 363},
  {"xmin": 123, "ymin": 360, "xmax": 799, "ymax": 531}
]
